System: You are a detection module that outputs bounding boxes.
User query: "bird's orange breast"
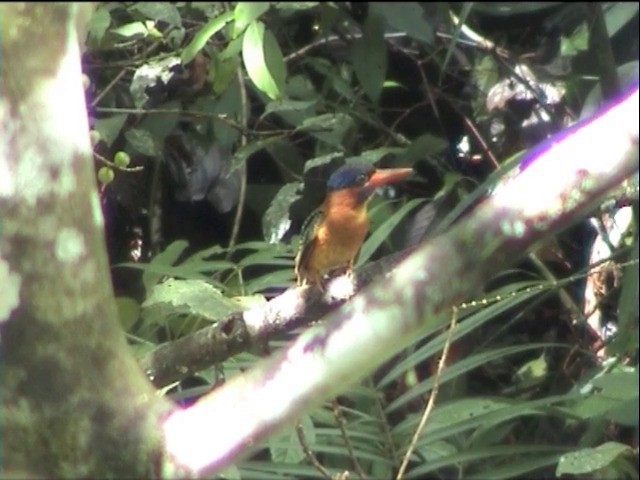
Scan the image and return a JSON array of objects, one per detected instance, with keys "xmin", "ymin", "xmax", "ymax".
[{"xmin": 297, "ymin": 188, "xmax": 370, "ymax": 284}]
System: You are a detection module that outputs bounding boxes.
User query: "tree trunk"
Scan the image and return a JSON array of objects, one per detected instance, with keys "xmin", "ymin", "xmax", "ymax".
[{"xmin": 0, "ymin": 4, "xmax": 170, "ymax": 477}]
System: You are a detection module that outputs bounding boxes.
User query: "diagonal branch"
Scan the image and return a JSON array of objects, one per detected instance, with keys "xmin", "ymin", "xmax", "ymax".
[
  {"xmin": 162, "ymin": 87, "xmax": 639, "ymax": 474},
  {"xmin": 140, "ymin": 249, "xmax": 414, "ymax": 388}
]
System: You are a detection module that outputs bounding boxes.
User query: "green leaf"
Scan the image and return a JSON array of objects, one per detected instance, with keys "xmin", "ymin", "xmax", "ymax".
[
  {"xmin": 611, "ymin": 235, "xmax": 639, "ymax": 355},
  {"xmin": 399, "ymin": 133, "xmax": 449, "ymax": 164},
  {"xmin": 142, "ymin": 239, "xmax": 190, "ymax": 292},
  {"xmin": 125, "ymin": 128, "xmax": 158, "ymax": 156},
  {"xmin": 571, "ymin": 370, "xmax": 640, "ymax": 425},
  {"xmin": 562, "ymin": 23, "xmax": 589, "ymax": 56},
  {"xmin": 387, "ymin": 344, "xmax": 562, "ymax": 413},
  {"xmin": 243, "ymin": 269, "xmax": 295, "ymax": 294},
  {"xmin": 142, "ymin": 278, "xmax": 241, "ymax": 327},
  {"xmin": 132, "ymin": 2, "xmax": 182, "ymax": 27},
  {"xmin": 299, "ymin": 113, "xmax": 356, "ymax": 148},
  {"xmin": 94, "ymin": 114, "xmax": 127, "ymax": 147},
  {"xmin": 211, "ymin": 54, "xmax": 241, "ymax": 95},
  {"xmin": 87, "ymin": 7, "xmax": 111, "ymax": 44},
  {"xmin": 603, "ymin": 3, "xmax": 640, "ymax": 38},
  {"xmin": 262, "ymin": 182, "xmax": 302, "ymax": 244},
  {"xmin": 351, "ymin": 13, "xmax": 387, "ymax": 101},
  {"xmin": 230, "ymin": 136, "xmax": 282, "ymax": 172},
  {"xmin": 556, "ymin": 442, "xmax": 633, "ymax": 476},
  {"xmin": 410, "ymin": 444, "xmax": 567, "ymax": 478},
  {"xmin": 217, "ymin": 464, "xmax": 241, "ymax": 480},
  {"xmin": 116, "ymin": 297, "xmax": 140, "ymax": 332},
  {"xmin": 467, "ymin": 453, "xmax": 564, "ymax": 480},
  {"xmin": 269, "ymin": 415, "xmax": 315, "ymax": 464},
  {"xmin": 181, "ymin": 10, "xmax": 234, "ymax": 64},
  {"xmin": 345, "ymin": 147, "xmax": 405, "ymax": 166},
  {"xmin": 263, "ymin": 99, "xmax": 317, "ymax": 117},
  {"xmin": 234, "ymin": 2, "xmax": 270, "ymax": 37},
  {"xmin": 370, "ymin": 2, "xmax": 434, "ymax": 44},
  {"xmin": 111, "ymin": 21, "xmax": 149, "ymax": 38},
  {"xmin": 358, "ymin": 198, "xmax": 425, "ymax": 265},
  {"xmin": 242, "ymin": 21, "xmax": 286, "ymax": 100},
  {"xmin": 273, "ymin": 2, "xmax": 320, "ymax": 10}
]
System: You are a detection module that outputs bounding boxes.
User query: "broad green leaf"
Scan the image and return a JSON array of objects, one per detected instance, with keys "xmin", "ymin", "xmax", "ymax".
[
  {"xmin": 132, "ymin": 2, "xmax": 181, "ymax": 27},
  {"xmin": 557, "ymin": 442, "xmax": 633, "ymax": 476},
  {"xmin": 87, "ymin": 7, "xmax": 111, "ymax": 44},
  {"xmin": 111, "ymin": 21, "xmax": 149, "ymax": 38},
  {"xmin": 351, "ymin": 13, "xmax": 387, "ymax": 101},
  {"xmin": 234, "ymin": 2, "xmax": 270, "ymax": 37},
  {"xmin": 116, "ymin": 297, "xmax": 140, "ymax": 332},
  {"xmin": 142, "ymin": 278, "xmax": 240, "ymax": 326},
  {"xmin": 181, "ymin": 10, "xmax": 234, "ymax": 64},
  {"xmin": 94, "ymin": 114, "xmax": 127, "ymax": 147},
  {"xmin": 211, "ymin": 54, "xmax": 240, "ymax": 95},
  {"xmin": 263, "ymin": 99, "xmax": 317, "ymax": 117},
  {"xmin": 370, "ymin": 2, "xmax": 434, "ymax": 44},
  {"xmin": 125, "ymin": 128, "xmax": 158, "ymax": 156},
  {"xmin": 262, "ymin": 182, "xmax": 301, "ymax": 244},
  {"xmin": 209, "ymin": 82, "xmax": 243, "ymax": 149},
  {"xmin": 242, "ymin": 21, "xmax": 286, "ymax": 100}
]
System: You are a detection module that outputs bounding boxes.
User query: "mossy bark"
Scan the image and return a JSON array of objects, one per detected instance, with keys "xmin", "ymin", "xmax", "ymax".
[{"xmin": 0, "ymin": 4, "xmax": 171, "ymax": 477}]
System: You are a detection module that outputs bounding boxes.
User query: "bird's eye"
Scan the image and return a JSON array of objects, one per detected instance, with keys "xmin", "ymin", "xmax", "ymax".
[{"xmin": 356, "ymin": 174, "xmax": 367, "ymax": 185}]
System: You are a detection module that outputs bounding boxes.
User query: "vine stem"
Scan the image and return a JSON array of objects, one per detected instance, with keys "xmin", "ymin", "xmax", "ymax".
[{"xmin": 396, "ymin": 307, "xmax": 459, "ymax": 480}]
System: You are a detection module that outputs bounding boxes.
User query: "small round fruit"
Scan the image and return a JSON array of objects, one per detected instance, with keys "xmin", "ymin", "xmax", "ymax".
[
  {"xmin": 113, "ymin": 151, "xmax": 131, "ymax": 168},
  {"xmin": 98, "ymin": 166, "xmax": 115, "ymax": 185},
  {"xmin": 89, "ymin": 130, "xmax": 101, "ymax": 147}
]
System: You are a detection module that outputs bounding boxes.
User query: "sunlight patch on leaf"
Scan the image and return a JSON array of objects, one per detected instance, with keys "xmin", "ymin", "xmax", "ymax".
[
  {"xmin": 263, "ymin": 182, "xmax": 301, "ymax": 244},
  {"xmin": 181, "ymin": 10, "xmax": 234, "ymax": 64},
  {"xmin": 557, "ymin": 442, "xmax": 633, "ymax": 476},
  {"xmin": 242, "ymin": 21, "xmax": 286, "ymax": 100}
]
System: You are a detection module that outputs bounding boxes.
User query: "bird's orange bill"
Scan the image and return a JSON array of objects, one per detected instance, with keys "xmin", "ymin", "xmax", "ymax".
[{"xmin": 366, "ymin": 168, "xmax": 414, "ymax": 188}]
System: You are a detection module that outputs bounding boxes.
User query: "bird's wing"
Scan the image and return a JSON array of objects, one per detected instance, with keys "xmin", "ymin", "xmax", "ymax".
[{"xmin": 294, "ymin": 208, "xmax": 324, "ymax": 285}]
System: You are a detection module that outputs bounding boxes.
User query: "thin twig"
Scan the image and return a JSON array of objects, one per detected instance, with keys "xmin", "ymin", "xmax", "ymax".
[
  {"xmin": 93, "ymin": 152, "xmax": 144, "ymax": 172},
  {"xmin": 396, "ymin": 307, "xmax": 458, "ymax": 480},
  {"xmin": 295, "ymin": 421, "xmax": 333, "ymax": 480},
  {"xmin": 332, "ymin": 399, "xmax": 366, "ymax": 480},
  {"xmin": 461, "ymin": 114, "xmax": 500, "ymax": 169},
  {"xmin": 91, "ymin": 69, "xmax": 127, "ymax": 108},
  {"xmin": 225, "ymin": 67, "xmax": 248, "ymax": 259}
]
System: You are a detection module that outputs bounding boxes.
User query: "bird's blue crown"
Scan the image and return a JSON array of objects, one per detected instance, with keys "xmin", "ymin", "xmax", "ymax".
[{"xmin": 326, "ymin": 164, "xmax": 374, "ymax": 191}]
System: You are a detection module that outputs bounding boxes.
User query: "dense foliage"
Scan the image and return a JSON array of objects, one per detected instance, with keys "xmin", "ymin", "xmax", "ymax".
[{"xmin": 82, "ymin": 3, "xmax": 638, "ymax": 479}]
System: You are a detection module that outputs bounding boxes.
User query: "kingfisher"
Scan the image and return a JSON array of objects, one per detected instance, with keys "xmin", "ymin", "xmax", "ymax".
[{"xmin": 295, "ymin": 164, "xmax": 413, "ymax": 288}]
